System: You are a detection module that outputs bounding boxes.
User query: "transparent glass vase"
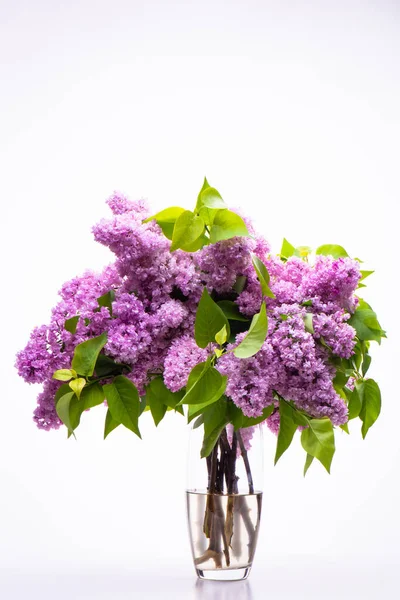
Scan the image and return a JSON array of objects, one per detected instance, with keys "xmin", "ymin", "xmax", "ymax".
[{"xmin": 186, "ymin": 423, "xmax": 263, "ymax": 581}]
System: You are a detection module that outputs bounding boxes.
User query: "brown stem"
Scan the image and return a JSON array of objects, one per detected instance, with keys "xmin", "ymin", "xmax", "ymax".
[
  {"xmin": 217, "ymin": 439, "xmax": 226, "ymax": 494},
  {"xmin": 220, "ymin": 428, "xmax": 239, "ymax": 494},
  {"xmin": 206, "ymin": 455, "xmax": 212, "ymax": 490},
  {"xmin": 209, "ymin": 445, "xmax": 219, "ymax": 493},
  {"xmin": 236, "ymin": 430, "xmax": 254, "ymax": 494}
]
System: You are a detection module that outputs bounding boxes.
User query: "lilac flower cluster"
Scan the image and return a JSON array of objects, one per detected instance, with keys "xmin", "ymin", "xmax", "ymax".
[
  {"xmin": 16, "ymin": 189, "xmax": 361, "ymax": 436},
  {"xmin": 163, "ymin": 335, "xmax": 208, "ymax": 392},
  {"xmin": 16, "ymin": 192, "xmax": 203, "ymax": 427},
  {"xmin": 219, "ymin": 252, "xmax": 361, "ymax": 429},
  {"xmin": 194, "ymin": 237, "xmax": 256, "ymax": 293}
]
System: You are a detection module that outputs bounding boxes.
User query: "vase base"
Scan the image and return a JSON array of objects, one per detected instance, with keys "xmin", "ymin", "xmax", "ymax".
[{"xmin": 196, "ymin": 567, "xmax": 251, "ymax": 581}]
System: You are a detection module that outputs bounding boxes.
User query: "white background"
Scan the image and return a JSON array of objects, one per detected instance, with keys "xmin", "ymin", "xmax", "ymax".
[{"xmin": 1, "ymin": 1, "xmax": 399, "ymax": 598}]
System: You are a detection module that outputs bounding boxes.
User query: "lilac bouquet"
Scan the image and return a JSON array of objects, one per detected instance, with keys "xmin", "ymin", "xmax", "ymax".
[{"xmin": 16, "ymin": 179, "xmax": 384, "ymax": 476}]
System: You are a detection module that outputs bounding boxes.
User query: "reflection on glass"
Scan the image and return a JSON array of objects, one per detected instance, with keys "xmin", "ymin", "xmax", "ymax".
[{"xmin": 194, "ymin": 578, "xmax": 253, "ymax": 600}]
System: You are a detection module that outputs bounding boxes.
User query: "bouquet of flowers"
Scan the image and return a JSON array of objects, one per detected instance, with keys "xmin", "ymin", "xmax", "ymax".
[{"xmin": 16, "ymin": 179, "xmax": 384, "ymax": 478}]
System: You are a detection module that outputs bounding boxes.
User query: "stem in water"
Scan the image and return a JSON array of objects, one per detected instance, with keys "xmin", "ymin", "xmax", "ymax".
[{"xmin": 236, "ymin": 430, "xmax": 254, "ymax": 494}]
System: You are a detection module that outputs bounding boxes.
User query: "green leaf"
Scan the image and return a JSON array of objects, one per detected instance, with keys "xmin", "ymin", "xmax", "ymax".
[
  {"xmin": 71, "ymin": 333, "xmax": 108, "ymax": 377},
  {"xmin": 201, "ymin": 397, "xmax": 229, "ymax": 458},
  {"xmin": 217, "ymin": 300, "xmax": 249, "ymax": 322},
  {"xmin": 139, "ymin": 396, "xmax": 147, "ymax": 415},
  {"xmin": 304, "ymin": 453, "xmax": 314, "ymax": 476},
  {"xmin": 351, "ymin": 340, "xmax": 364, "ymax": 371},
  {"xmin": 94, "ymin": 354, "xmax": 130, "ymax": 378},
  {"xmin": 274, "ymin": 401, "xmax": 298, "ymax": 464},
  {"xmin": 143, "ymin": 206, "xmax": 186, "ymax": 240},
  {"xmin": 280, "ymin": 238, "xmax": 295, "ymax": 259},
  {"xmin": 234, "ymin": 303, "xmax": 268, "ymax": 359},
  {"xmin": 229, "ymin": 403, "xmax": 274, "ymax": 430},
  {"xmin": 103, "ymin": 375, "xmax": 141, "ymax": 438},
  {"xmin": 360, "ymin": 270, "xmax": 374, "ymax": 281},
  {"xmin": 55, "ymin": 391, "xmax": 82, "ymax": 436},
  {"xmin": 210, "ymin": 210, "xmax": 249, "ymax": 243},
  {"xmin": 195, "ymin": 287, "xmax": 230, "ymax": 348},
  {"xmin": 333, "ymin": 368, "xmax": 350, "ymax": 392},
  {"xmin": 302, "ymin": 300, "xmax": 313, "ymax": 307},
  {"xmin": 145, "ymin": 377, "xmax": 184, "ymax": 426},
  {"xmin": 215, "ymin": 325, "xmax": 228, "ymax": 346},
  {"xmin": 81, "ymin": 382, "xmax": 104, "ymax": 409},
  {"xmin": 316, "ymin": 244, "xmax": 349, "ymax": 258},
  {"xmin": 148, "ymin": 391, "xmax": 167, "ymax": 426},
  {"xmin": 170, "ymin": 210, "xmax": 205, "ymax": 251},
  {"xmin": 193, "ymin": 414, "xmax": 204, "ymax": 429},
  {"xmin": 199, "ymin": 206, "xmax": 218, "ymax": 227},
  {"xmin": 292, "ymin": 410, "xmax": 309, "ymax": 427},
  {"xmin": 104, "ymin": 408, "xmax": 120, "ymax": 439},
  {"xmin": 69, "ymin": 377, "xmax": 86, "ymax": 399},
  {"xmin": 348, "ymin": 301, "xmax": 385, "ymax": 344},
  {"xmin": 198, "ymin": 186, "xmax": 228, "ymax": 210},
  {"xmin": 362, "ymin": 354, "xmax": 371, "ymax": 377},
  {"xmin": 55, "ymin": 391, "xmax": 75, "ymax": 430},
  {"xmin": 179, "ymin": 362, "xmax": 227, "ymax": 407},
  {"xmin": 64, "ymin": 315, "xmax": 80, "ymax": 334},
  {"xmin": 195, "ymin": 176, "xmax": 211, "ymax": 211},
  {"xmin": 301, "ymin": 419, "xmax": 335, "ymax": 473},
  {"xmin": 344, "ymin": 385, "xmax": 362, "ymax": 420},
  {"xmin": 53, "ymin": 369, "xmax": 77, "ymax": 382},
  {"xmin": 156, "ymin": 383, "xmax": 184, "ymax": 409},
  {"xmin": 359, "ymin": 379, "xmax": 381, "ymax": 438},
  {"xmin": 96, "ymin": 290, "xmax": 115, "ymax": 315},
  {"xmin": 188, "ymin": 399, "xmax": 216, "ymax": 423},
  {"xmin": 182, "ymin": 233, "xmax": 209, "ymax": 252},
  {"xmin": 54, "ymin": 383, "xmax": 72, "ymax": 404},
  {"xmin": 303, "ymin": 313, "xmax": 314, "ymax": 334},
  {"xmin": 233, "ymin": 275, "xmax": 247, "ymax": 294},
  {"xmin": 251, "ymin": 254, "xmax": 275, "ymax": 298},
  {"xmin": 340, "ymin": 423, "xmax": 350, "ymax": 434}
]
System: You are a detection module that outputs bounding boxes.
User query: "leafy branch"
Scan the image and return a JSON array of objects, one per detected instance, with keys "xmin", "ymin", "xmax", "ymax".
[{"xmin": 143, "ymin": 177, "xmax": 249, "ymax": 252}]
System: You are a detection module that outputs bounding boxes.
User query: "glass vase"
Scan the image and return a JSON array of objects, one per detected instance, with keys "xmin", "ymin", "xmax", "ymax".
[{"xmin": 186, "ymin": 423, "xmax": 263, "ymax": 581}]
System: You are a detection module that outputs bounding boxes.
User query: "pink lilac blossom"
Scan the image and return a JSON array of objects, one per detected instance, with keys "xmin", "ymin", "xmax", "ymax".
[
  {"xmin": 266, "ymin": 410, "xmax": 280, "ymax": 435},
  {"xmin": 17, "ymin": 190, "xmax": 360, "ymax": 434},
  {"xmin": 163, "ymin": 335, "xmax": 208, "ymax": 392},
  {"xmin": 33, "ymin": 379, "xmax": 63, "ymax": 431},
  {"xmin": 312, "ymin": 311, "xmax": 355, "ymax": 358},
  {"xmin": 300, "ymin": 256, "xmax": 361, "ymax": 312},
  {"xmin": 194, "ymin": 237, "xmax": 256, "ymax": 293},
  {"xmin": 106, "ymin": 191, "xmax": 150, "ymax": 219},
  {"xmin": 16, "ymin": 197, "xmax": 201, "ymax": 428},
  {"xmin": 218, "ymin": 305, "xmax": 349, "ymax": 426},
  {"xmin": 16, "ymin": 325, "xmax": 56, "ymax": 384}
]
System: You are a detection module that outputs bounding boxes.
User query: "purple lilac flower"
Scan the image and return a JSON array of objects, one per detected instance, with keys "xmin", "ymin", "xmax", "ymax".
[
  {"xmin": 106, "ymin": 191, "xmax": 150, "ymax": 219},
  {"xmin": 313, "ymin": 311, "xmax": 355, "ymax": 358},
  {"xmin": 163, "ymin": 335, "xmax": 208, "ymax": 392},
  {"xmin": 300, "ymin": 256, "xmax": 361, "ymax": 312},
  {"xmin": 33, "ymin": 379, "xmax": 63, "ymax": 431},
  {"xmin": 17, "ymin": 190, "xmax": 359, "ymax": 433},
  {"xmin": 195, "ymin": 237, "xmax": 256, "ymax": 293},
  {"xmin": 15, "ymin": 325, "xmax": 55, "ymax": 384},
  {"xmin": 266, "ymin": 410, "xmax": 280, "ymax": 435},
  {"xmin": 218, "ymin": 306, "xmax": 348, "ymax": 426}
]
